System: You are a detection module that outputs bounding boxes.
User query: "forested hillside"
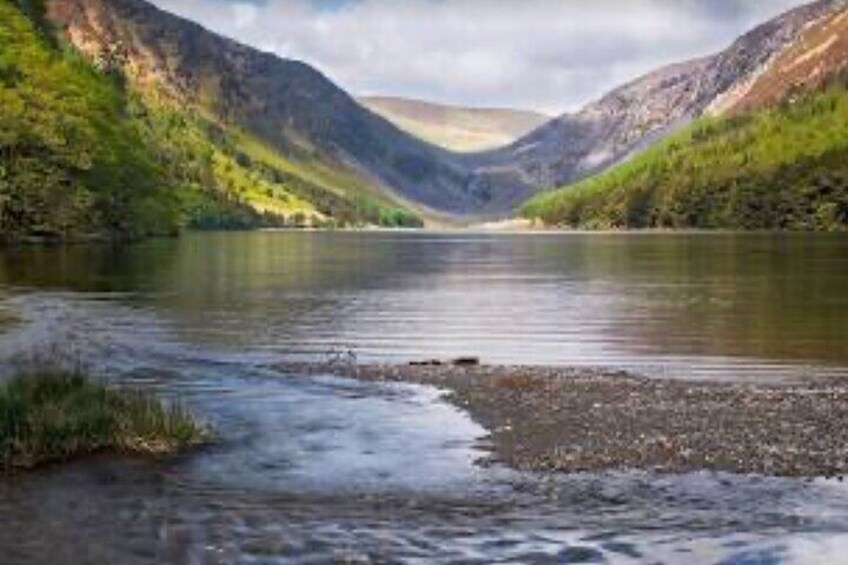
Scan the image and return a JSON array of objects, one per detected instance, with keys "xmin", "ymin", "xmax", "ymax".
[
  {"xmin": 0, "ymin": 0, "xmax": 179, "ymax": 239},
  {"xmin": 521, "ymin": 77, "xmax": 848, "ymax": 231},
  {"xmin": 0, "ymin": 1, "xmax": 421, "ymax": 240}
]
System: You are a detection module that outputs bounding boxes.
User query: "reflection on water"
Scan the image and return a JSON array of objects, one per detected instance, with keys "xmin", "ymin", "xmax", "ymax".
[
  {"xmin": 1, "ymin": 231, "xmax": 847, "ymax": 379},
  {"xmin": 0, "ymin": 232, "xmax": 848, "ymax": 562}
]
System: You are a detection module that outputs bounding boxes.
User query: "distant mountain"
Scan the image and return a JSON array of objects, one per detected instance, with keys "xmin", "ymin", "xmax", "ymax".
[
  {"xmin": 359, "ymin": 97, "xmax": 549, "ymax": 153},
  {"xmin": 467, "ymin": 0, "xmax": 848, "ymax": 212},
  {"xmin": 45, "ymin": 0, "xmax": 482, "ymax": 216}
]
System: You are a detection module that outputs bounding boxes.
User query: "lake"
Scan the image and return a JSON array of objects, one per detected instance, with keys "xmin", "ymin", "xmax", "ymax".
[
  {"xmin": 0, "ymin": 231, "xmax": 847, "ymax": 562},
  {"xmin": 1, "ymin": 230, "xmax": 846, "ymax": 378}
]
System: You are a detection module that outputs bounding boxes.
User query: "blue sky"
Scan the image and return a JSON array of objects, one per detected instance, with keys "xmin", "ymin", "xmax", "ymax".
[{"xmin": 152, "ymin": 0, "xmax": 808, "ymax": 114}]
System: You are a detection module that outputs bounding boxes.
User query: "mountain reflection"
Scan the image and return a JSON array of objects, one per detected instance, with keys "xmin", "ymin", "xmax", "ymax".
[{"xmin": 0, "ymin": 232, "xmax": 846, "ymax": 377}]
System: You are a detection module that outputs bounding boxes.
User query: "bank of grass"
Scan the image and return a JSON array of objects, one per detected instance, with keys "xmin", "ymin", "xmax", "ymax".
[{"xmin": 0, "ymin": 370, "xmax": 209, "ymax": 470}]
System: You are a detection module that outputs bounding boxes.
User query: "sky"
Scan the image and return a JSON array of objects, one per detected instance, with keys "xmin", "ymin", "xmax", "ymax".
[{"xmin": 151, "ymin": 0, "xmax": 808, "ymax": 115}]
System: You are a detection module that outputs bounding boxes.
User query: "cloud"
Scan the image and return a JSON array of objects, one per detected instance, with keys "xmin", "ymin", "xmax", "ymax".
[
  {"xmin": 230, "ymin": 2, "xmax": 259, "ymax": 29},
  {"xmin": 150, "ymin": 0, "xmax": 807, "ymax": 114}
]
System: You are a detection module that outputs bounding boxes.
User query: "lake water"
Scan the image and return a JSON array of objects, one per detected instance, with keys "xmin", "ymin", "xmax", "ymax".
[
  {"xmin": 0, "ymin": 231, "xmax": 847, "ymax": 563},
  {"xmin": 1, "ymin": 231, "xmax": 846, "ymax": 379}
]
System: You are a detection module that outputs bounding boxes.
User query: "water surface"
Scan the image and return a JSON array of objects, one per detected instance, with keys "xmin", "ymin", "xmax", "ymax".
[
  {"xmin": 1, "ymin": 231, "xmax": 847, "ymax": 563},
  {"xmin": 1, "ymin": 231, "xmax": 846, "ymax": 379}
]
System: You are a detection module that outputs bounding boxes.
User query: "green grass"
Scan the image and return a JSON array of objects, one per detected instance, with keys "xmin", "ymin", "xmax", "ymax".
[
  {"xmin": 520, "ymin": 78, "xmax": 848, "ymax": 231},
  {"xmin": 129, "ymin": 99, "xmax": 321, "ymax": 228},
  {"xmin": 229, "ymin": 129, "xmax": 424, "ymax": 228},
  {"xmin": 0, "ymin": 369, "xmax": 208, "ymax": 470}
]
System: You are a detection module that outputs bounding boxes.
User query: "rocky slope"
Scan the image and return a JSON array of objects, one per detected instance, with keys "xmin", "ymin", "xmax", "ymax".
[
  {"xmin": 45, "ymin": 0, "xmax": 481, "ymax": 215},
  {"xmin": 358, "ymin": 97, "xmax": 549, "ymax": 153},
  {"xmin": 468, "ymin": 0, "xmax": 848, "ymax": 212},
  {"xmin": 711, "ymin": 5, "xmax": 848, "ymax": 115}
]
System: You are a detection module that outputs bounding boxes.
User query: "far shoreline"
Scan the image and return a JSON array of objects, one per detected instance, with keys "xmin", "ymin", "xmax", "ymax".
[{"xmin": 2, "ymin": 225, "xmax": 846, "ymax": 246}]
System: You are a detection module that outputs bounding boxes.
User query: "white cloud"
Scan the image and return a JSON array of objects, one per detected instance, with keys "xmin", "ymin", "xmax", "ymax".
[
  {"xmin": 150, "ymin": 0, "xmax": 808, "ymax": 114},
  {"xmin": 230, "ymin": 2, "xmax": 258, "ymax": 29}
]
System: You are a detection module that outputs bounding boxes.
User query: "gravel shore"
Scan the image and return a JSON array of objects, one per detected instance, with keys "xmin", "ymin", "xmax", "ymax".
[{"xmin": 277, "ymin": 363, "xmax": 848, "ymax": 478}]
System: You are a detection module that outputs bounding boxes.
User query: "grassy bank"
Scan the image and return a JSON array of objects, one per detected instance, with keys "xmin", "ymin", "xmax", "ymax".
[{"xmin": 0, "ymin": 370, "xmax": 208, "ymax": 470}]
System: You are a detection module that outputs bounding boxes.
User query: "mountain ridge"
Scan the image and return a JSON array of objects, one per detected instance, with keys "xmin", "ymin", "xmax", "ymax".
[{"xmin": 709, "ymin": 5, "xmax": 848, "ymax": 115}]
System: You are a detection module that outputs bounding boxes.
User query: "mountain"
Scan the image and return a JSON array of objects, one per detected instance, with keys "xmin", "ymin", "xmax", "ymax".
[
  {"xmin": 519, "ymin": 2, "xmax": 848, "ymax": 231},
  {"xmin": 520, "ymin": 3, "xmax": 848, "ymax": 231},
  {"xmin": 467, "ymin": 0, "xmax": 847, "ymax": 212},
  {"xmin": 358, "ymin": 97, "xmax": 550, "ymax": 153},
  {"xmin": 520, "ymin": 74, "xmax": 848, "ymax": 230},
  {"xmin": 4, "ymin": 0, "xmax": 846, "ymax": 236},
  {"xmin": 2, "ymin": 0, "xmax": 430, "ymax": 239},
  {"xmin": 44, "ymin": 0, "xmax": 482, "ymax": 216}
]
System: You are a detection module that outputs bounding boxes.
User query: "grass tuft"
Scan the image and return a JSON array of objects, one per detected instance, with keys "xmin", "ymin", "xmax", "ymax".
[{"xmin": 0, "ymin": 369, "xmax": 209, "ymax": 470}]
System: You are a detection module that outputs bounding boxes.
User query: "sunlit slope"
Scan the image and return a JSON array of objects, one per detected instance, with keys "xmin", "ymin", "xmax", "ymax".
[
  {"xmin": 0, "ymin": 0, "xmax": 180, "ymax": 239},
  {"xmin": 1, "ymin": 0, "xmax": 425, "ymax": 240},
  {"xmin": 47, "ymin": 0, "xmax": 477, "ymax": 215},
  {"xmin": 710, "ymin": 6, "xmax": 848, "ymax": 116}
]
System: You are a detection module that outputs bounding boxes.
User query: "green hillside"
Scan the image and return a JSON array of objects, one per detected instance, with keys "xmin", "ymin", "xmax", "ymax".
[
  {"xmin": 0, "ymin": 0, "xmax": 180, "ymax": 239},
  {"xmin": 521, "ymin": 78, "xmax": 848, "ymax": 231},
  {"xmin": 0, "ymin": 1, "xmax": 420, "ymax": 240}
]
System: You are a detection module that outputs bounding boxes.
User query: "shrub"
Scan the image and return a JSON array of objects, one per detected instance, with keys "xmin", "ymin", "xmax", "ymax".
[{"xmin": 0, "ymin": 369, "xmax": 209, "ymax": 470}]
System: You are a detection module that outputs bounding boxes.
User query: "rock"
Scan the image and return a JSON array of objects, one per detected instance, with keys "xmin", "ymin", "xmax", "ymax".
[
  {"xmin": 452, "ymin": 357, "xmax": 481, "ymax": 367},
  {"xmin": 409, "ymin": 359, "xmax": 443, "ymax": 367}
]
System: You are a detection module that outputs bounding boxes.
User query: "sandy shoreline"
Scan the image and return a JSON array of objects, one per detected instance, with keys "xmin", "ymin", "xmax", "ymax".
[{"xmin": 276, "ymin": 363, "xmax": 848, "ymax": 478}]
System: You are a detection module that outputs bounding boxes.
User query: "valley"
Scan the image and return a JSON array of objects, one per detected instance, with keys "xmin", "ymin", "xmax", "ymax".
[
  {"xmin": 2, "ymin": 1, "xmax": 848, "ymax": 560},
  {"xmin": 3, "ymin": 0, "xmax": 847, "ymax": 238}
]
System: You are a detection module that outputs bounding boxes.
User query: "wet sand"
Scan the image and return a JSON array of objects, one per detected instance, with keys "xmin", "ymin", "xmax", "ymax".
[{"xmin": 278, "ymin": 363, "xmax": 848, "ymax": 478}]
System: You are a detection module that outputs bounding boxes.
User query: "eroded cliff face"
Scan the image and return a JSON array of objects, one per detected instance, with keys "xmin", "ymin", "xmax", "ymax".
[
  {"xmin": 468, "ymin": 0, "xmax": 848, "ymax": 211},
  {"xmin": 711, "ymin": 6, "xmax": 848, "ymax": 115},
  {"xmin": 46, "ymin": 0, "xmax": 479, "ymax": 215}
]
